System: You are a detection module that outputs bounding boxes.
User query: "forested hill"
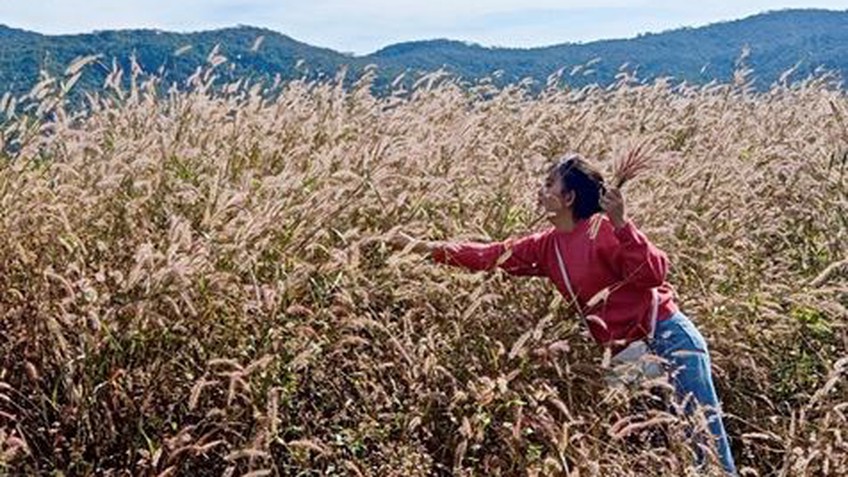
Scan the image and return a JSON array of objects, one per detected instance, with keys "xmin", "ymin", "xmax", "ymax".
[{"xmin": 0, "ymin": 8, "xmax": 846, "ymax": 96}]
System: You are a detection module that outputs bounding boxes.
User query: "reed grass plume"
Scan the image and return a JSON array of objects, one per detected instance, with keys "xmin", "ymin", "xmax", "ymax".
[{"xmin": 0, "ymin": 55, "xmax": 845, "ymax": 476}]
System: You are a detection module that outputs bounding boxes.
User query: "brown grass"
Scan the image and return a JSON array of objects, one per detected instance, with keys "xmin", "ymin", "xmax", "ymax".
[{"xmin": 0, "ymin": 58, "xmax": 845, "ymax": 476}]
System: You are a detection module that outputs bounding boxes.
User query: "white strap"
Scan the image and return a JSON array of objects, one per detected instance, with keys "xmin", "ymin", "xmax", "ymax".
[
  {"xmin": 553, "ymin": 242, "xmax": 587, "ymax": 329},
  {"xmin": 647, "ymin": 287, "xmax": 659, "ymax": 339},
  {"xmin": 555, "ymin": 240, "xmax": 660, "ymax": 341}
]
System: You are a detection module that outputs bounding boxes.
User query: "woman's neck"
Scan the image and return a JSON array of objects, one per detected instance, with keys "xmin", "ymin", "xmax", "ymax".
[{"xmin": 548, "ymin": 212, "xmax": 579, "ymax": 232}]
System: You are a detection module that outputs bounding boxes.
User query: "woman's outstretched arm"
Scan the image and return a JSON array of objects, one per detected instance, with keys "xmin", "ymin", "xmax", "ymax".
[{"xmin": 388, "ymin": 231, "xmax": 549, "ymax": 277}]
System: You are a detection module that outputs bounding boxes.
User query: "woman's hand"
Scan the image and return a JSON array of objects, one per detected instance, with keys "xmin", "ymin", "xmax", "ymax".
[
  {"xmin": 601, "ymin": 188, "xmax": 628, "ymax": 229},
  {"xmin": 386, "ymin": 231, "xmax": 439, "ymax": 254}
]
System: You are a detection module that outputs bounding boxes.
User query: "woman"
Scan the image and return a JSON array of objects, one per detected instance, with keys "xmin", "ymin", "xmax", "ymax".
[{"xmin": 388, "ymin": 154, "xmax": 737, "ymax": 475}]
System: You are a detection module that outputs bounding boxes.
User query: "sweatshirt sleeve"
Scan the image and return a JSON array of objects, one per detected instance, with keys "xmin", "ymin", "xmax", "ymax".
[
  {"xmin": 431, "ymin": 231, "xmax": 548, "ymax": 277},
  {"xmin": 597, "ymin": 219, "xmax": 669, "ymax": 288}
]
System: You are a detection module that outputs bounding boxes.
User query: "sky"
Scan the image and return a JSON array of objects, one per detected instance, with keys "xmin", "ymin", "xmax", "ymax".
[{"xmin": 0, "ymin": 1, "xmax": 846, "ymax": 55}]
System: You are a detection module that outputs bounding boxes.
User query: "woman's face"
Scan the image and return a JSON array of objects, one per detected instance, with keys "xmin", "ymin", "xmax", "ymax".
[{"xmin": 538, "ymin": 169, "xmax": 573, "ymax": 215}]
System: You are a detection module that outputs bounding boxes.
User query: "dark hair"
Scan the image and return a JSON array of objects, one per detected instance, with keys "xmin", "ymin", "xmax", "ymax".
[{"xmin": 554, "ymin": 153, "xmax": 607, "ymax": 220}]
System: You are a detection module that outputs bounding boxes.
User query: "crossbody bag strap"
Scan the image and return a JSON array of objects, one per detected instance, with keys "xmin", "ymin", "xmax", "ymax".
[
  {"xmin": 553, "ymin": 242, "xmax": 589, "ymax": 330},
  {"xmin": 555, "ymin": 240, "xmax": 660, "ymax": 342},
  {"xmin": 621, "ymin": 285, "xmax": 660, "ymax": 343},
  {"xmin": 647, "ymin": 287, "xmax": 659, "ymax": 340}
]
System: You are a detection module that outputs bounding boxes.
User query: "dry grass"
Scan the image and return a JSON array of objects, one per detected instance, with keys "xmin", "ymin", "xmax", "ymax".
[{"xmin": 0, "ymin": 58, "xmax": 845, "ymax": 476}]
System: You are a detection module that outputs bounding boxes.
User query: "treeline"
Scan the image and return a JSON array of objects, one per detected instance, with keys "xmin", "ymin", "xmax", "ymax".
[{"xmin": 0, "ymin": 8, "xmax": 846, "ymax": 98}]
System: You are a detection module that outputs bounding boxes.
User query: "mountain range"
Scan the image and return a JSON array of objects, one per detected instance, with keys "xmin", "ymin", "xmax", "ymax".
[{"xmin": 0, "ymin": 8, "xmax": 846, "ymax": 97}]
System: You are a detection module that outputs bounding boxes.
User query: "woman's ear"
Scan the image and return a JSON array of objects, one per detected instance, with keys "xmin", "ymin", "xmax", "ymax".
[{"xmin": 561, "ymin": 190, "xmax": 576, "ymax": 208}]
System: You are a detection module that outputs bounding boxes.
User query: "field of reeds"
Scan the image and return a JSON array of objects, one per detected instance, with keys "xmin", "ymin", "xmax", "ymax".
[{"xmin": 0, "ymin": 55, "xmax": 846, "ymax": 476}]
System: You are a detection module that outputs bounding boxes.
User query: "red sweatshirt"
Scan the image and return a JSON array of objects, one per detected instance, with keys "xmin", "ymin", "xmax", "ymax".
[{"xmin": 431, "ymin": 215, "xmax": 678, "ymax": 349}]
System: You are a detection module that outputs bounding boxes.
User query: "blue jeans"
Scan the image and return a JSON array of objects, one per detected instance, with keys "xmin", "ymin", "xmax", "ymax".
[{"xmin": 651, "ymin": 312, "xmax": 737, "ymax": 475}]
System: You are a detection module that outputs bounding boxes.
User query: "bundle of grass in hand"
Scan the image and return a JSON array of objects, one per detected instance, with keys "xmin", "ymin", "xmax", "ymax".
[
  {"xmin": 586, "ymin": 139, "xmax": 659, "ymax": 239},
  {"xmin": 611, "ymin": 139, "xmax": 657, "ymax": 189}
]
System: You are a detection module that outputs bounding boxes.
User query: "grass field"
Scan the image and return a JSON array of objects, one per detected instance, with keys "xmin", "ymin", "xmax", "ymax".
[{"xmin": 0, "ymin": 59, "xmax": 846, "ymax": 475}]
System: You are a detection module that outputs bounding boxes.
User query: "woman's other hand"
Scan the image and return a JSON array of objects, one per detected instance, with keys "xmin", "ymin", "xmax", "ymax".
[
  {"xmin": 601, "ymin": 188, "xmax": 627, "ymax": 229},
  {"xmin": 386, "ymin": 231, "xmax": 439, "ymax": 254}
]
